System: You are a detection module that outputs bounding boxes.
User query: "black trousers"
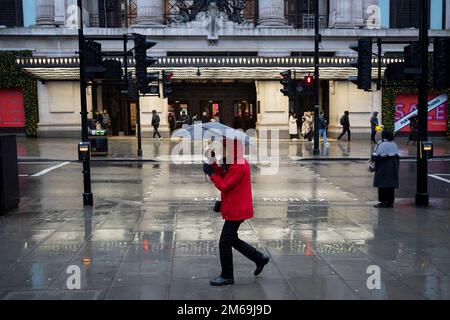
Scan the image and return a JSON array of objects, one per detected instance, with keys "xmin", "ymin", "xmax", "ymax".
[
  {"xmin": 371, "ymin": 130, "xmax": 377, "ymax": 143},
  {"xmin": 337, "ymin": 127, "xmax": 351, "ymax": 141},
  {"xmin": 219, "ymin": 220, "xmax": 263, "ymax": 279},
  {"xmin": 153, "ymin": 125, "xmax": 161, "ymax": 138},
  {"xmin": 378, "ymin": 188, "xmax": 395, "ymax": 205}
]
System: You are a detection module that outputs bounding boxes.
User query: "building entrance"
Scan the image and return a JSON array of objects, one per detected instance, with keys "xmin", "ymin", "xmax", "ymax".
[{"xmin": 168, "ymin": 81, "xmax": 257, "ymax": 130}]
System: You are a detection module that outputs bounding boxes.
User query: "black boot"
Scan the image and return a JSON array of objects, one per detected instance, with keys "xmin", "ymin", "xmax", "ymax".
[{"xmin": 254, "ymin": 255, "xmax": 270, "ymax": 276}]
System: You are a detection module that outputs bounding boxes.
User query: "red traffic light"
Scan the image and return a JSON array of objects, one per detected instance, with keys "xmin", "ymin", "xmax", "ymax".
[
  {"xmin": 166, "ymin": 72, "xmax": 174, "ymax": 81},
  {"xmin": 305, "ymin": 75, "xmax": 313, "ymax": 85}
]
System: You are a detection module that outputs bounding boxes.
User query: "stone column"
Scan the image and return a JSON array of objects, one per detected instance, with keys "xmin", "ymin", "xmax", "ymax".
[
  {"xmin": 36, "ymin": 0, "xmax": 55, "ymax": 26},
  {"xmin": 329, "ymin": 0, "xmax": 355, "ymax": 28},
  {"xmin": 352, "ymin": 0, "xmax": 364, "ymax": 27},
  {"xmin": 136, "ymin": 0, "xmax": 165, "ymax": 26},
  {"xmin": 257, "ymin": 0, "xmax": 287, "ymax": 26}
]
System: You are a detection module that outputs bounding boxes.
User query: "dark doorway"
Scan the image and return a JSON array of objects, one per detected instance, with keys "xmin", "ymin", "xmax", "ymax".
[
  {"xmin": 169, "ymin": 81, "xmax": 257, "ymax": 130},
  {"xmin": 295, "ymin": 80, "xmax": 329, "ymax": 127},
  {"xmin": 101, "ymin": 84, "xmax": 130, "ymax": 135}
]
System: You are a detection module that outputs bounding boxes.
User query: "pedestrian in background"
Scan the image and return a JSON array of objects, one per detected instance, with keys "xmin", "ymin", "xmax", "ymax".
[
  {"xmin": 371, "ymin": 130, "xmax": 400, "ymax": 208},
  {"xmin": 202, "ymin": 111, "xmax": 209, "ymax": 123},
  {"xmin": 407, "ymin": 116, "xmax": 418, "ymax": 145},
  {"xmin": 151, "ymin": 109, "xmax": 162, "ymax": 139},
  {"xmin": 168, "ymin": 112, "xmax": 176, "ymax": 134},
  {"xmin": 102, "ymin": 109, "xmax": 110, "ymax": 130},
  {"xmin": 289, "ymin": 111, "xmax": 299, "ymax": 140},
  {"xmin": 370, "ymin": 112, "xmax": 380, "ymax": 144},
  {"xmin": 302, "ymin": 112, "xmax": 313, "ymax": 142},
  {"xmin": 203, "ymin": 139, "xmax": 270, "ymax": 286},
  {"xmin": 179, "ymin": 110, "xmax": 190, "ymax": 127},
  {"xmin": 337, "ymin": 111, "xmax": 351, "ymax": 141},
  {"xmin": 318, "ymin": 111, "xmax": 328, "ymax": 146}
]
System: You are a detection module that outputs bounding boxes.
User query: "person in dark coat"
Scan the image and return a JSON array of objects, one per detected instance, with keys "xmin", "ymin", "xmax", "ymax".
[
  {"xmin": 337, "ymin": 111, "xmax": 351, "ymax": 141},
  {"xmin": 203, "ymin": 138, "xmax": 270, "ymax": 286},
  {"xmin": 168, "ymin": 112, "xmax": 176, "ymax": 134},
  {"xmin": 407, "ymin": 116, "xmax": 418, "ymax": 145},
  {"xmin": 371, "ymin": 130, "xmax": 400, "ymax": 208},
  {"xmin": 370, "ymin": 112, "xmax": 380, "ymax": 144},
  {"xmin": 151, "ymin": 110, "xmax": 162, "ymax": 139}
]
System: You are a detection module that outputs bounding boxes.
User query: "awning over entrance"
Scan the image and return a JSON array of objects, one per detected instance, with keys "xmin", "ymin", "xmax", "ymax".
[{"xmin": 16, "ymin": 56, "xmax": 395, "ymax": 81}]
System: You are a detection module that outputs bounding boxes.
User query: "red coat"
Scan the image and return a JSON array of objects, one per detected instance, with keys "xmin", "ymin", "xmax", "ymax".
[{"xmin": 210, "ymin": 160, "xmax": 254, "ymax": 221}]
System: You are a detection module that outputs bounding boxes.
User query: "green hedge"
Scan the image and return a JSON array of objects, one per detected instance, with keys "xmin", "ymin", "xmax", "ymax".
[{"xmin": 0, "ymin": 51, "xmax": 38, "ymax": 137}]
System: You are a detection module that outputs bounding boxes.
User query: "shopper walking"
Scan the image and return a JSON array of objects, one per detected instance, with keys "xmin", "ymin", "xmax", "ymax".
[
  {"xmin": 337, "ymin": 111, "xmax": 351, "ymax": 141},
  {"xmin": 318, "ymin": 111, "xmax": 328, "ymax": 146},
  {"xmin": 371, "ymin": 130, "xmax": 400, "ymax": 208},
  {"xmin": 370, "ymin": 112, "xmax": 379, "ymax": 144},
  {"xmin": 301, "ymin": 112, "xmax": 313, "ymax": 142},
  {"xmin": 407, "ymin": 116, "xmax": 418, "ymax": 145},
  {"xmin": 289, "ymin": 111, "xmax": 299, "ymax": 140},
  {"xmin": 203, "ymin": 139, "xmax": 270, "ymax": 286},
  {"xmin": 151, "ymin": 109, "xmax": 162, "ymax": 139},
  {"xmin": 102, "ymin": 109, "xmax": 110, "ymax": 130}
]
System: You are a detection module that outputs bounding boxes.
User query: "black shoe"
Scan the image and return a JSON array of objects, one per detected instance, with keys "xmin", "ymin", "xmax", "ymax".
[
  {"xmin": 254, "ymin": 255, "xmax": 270, "ymax": 276},
  {"xmin": 210, "ymin": 276, "xmax": 234, "ymax": 286},
  {"xmin": 374, "ymin": 202, "xmax": 387, "ymax": 208}
]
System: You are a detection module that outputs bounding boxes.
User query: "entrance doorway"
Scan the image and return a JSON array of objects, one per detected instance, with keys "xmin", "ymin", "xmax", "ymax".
[
  {"xmin": 295, "ymin": 80, "xmax": 329, "ymax": 129},
  {"xmin": 99, "ymin": 84, "xmax": 136, "ymax": 136},
  {"xmin": 169, "ymin": 81, "xmax": 257, "ymax": 130}
]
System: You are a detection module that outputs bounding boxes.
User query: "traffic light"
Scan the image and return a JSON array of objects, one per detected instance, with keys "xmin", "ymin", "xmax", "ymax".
[
  {"xmin": 348, "ymin": 38, "xmax": 373, "ymax": 91},
  {"xmin": 121, "ymin": 72, "xmax": 137, "ymax": 101},
  {"xmin": 162, "ymin": 70, "xmax": 174, "ymax": 98},
  {"xmin": 84, "ymin": 40, "xmax": 105, "ymax": 79},
  {"xmin": 133, "ymin": 33, "xmax": 158, "ymax": 94},
  {"xmin": 304, "ymin": 75, "xmax": 313, "ymax": 86},
  {"xmin": 433, "ymin": 38, "xmax": 450, "ymax": 89},
  {"xmin": 280, "ymin": 70, "xmax": 293, "ymax": 97}
]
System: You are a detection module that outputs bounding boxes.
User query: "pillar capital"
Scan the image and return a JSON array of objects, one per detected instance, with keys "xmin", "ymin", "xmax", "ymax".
[
  {"xmin": 257, "ymin": 0, "xmax": 287, "ymax": 27},
  {"xmin": 136, "ymin": 0, "xmax": 165, "ymax": 26}
]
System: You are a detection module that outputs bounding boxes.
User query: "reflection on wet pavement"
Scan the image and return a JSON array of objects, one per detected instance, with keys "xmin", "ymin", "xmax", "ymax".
[{"xmin": 1, "ymin": 157, "xmax": 450, "ymax": 300}]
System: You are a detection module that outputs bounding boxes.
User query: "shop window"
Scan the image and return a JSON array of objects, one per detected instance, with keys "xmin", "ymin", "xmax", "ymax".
[
  {"xmin": 0, "ymin": 0, "xmax": 23, "ymax": 27},
  {"xmin": 285, "ymin": 0, "xmax": 328, "ymax": 29}
]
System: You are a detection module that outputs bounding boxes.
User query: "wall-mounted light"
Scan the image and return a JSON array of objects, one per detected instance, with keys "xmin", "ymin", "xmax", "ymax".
[{"xmin": 196, "ymin": 67, "xmax": 201, "ymax": 77}]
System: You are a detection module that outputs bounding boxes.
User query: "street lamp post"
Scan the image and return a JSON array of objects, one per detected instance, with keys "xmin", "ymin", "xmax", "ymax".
[
  {"xmin": 77, "ymin": 0, "xmax": 93, "ymax": 206},
  {"xmin": 415, "ymin": 0, "xmax": 430, "ymax": 206},
  {"xmin": 313, "ymin": 0, "xmax": 321, "ymax": 155}
]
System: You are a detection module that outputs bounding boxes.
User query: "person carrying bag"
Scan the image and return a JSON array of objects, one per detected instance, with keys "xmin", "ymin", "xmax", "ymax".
[
  {"xmin": 202, "ymin": 138, "xmax": 270, "ymax": 286},
  {"xmin": 370, "ymin": 130, "xmax": 400, "ymax": 208}
]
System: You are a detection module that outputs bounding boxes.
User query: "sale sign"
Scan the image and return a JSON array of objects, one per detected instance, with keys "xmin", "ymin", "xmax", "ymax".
[
  {"xmin": 394, "ymin": 93, "xmax": 448, "ymax": 132},
  {"xmin": 0, "ymin": 88, "xmax": 25, "ymax": 127}
]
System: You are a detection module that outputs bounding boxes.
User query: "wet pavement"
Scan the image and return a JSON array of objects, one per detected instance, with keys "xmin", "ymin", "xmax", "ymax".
[{"xmin": 1, "ymin": 142, "xmax": 450, "ymax": 300}]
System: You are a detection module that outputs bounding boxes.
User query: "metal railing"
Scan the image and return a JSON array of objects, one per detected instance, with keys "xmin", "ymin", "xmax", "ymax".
[
  {"xmin": 286, "ymin": 14, "xmax": 328, "ymax": 29},
  {"xmin": 163, "ymin": 0, "xmax": 258, "ymax": 26}
]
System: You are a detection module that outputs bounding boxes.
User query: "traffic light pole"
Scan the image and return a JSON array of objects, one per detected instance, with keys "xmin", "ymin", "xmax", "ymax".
[
  {"xmin": 313, "ymin": 0, "xmax": 320, "ymax": 155},
  {"xmin": 136, "ymin": 84, "xmax": 143, "ymax": 157},
  {"xmin": 415, "ymin": 0, "xmax": 429, "ymax": 206},
  {"xmin": 77, "ymin": 0, "xmax": 93, "ymax": 206}
]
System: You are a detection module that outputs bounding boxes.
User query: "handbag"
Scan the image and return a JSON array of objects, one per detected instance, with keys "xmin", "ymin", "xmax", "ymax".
[
  {"xmin": 213, "ymin": 200, "xmax": 221, "ymax": 213},
  {"xmin": 368, "ymin": 159, "xmax": 376, "ymax": 172}
]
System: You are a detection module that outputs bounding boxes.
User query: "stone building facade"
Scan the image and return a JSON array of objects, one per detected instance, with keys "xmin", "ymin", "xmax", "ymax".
[{"xmin": 1, "ymin": 0, "xmax": 450, "ymax": 138}]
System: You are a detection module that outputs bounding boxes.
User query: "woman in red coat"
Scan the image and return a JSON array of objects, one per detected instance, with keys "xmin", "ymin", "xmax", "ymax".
[{"xmin": 203, "ymin": 139, "xmax": 270, "ymax": 286}]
